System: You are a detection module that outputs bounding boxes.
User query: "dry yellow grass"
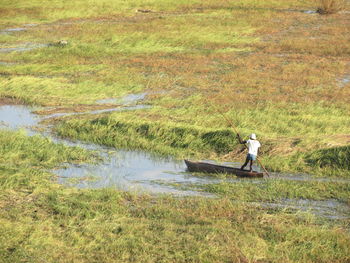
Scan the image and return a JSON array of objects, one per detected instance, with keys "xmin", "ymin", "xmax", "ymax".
[{"xmin": 317, "ymin": 0, "xmax": 347, "ymax": 14}]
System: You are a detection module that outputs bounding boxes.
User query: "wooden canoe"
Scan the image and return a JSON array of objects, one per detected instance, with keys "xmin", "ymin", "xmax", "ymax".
[{"xmin": 184, "ymin": 159, "xmax": 264, "ymax": 178}]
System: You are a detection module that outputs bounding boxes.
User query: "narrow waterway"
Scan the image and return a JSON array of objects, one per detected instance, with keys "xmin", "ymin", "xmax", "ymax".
[
  {"xmin": 0, "ymin": 97, "xmax": 349, "ymax": 220},
  {"xmin": 0, "ymin": 97, "xmax": 220, "ymax": 196}
]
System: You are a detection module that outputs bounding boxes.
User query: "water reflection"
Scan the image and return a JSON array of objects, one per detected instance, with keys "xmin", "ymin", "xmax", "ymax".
[{"xmin": 0, "ymin": 104, "xmax": 40, "ymax": 131}]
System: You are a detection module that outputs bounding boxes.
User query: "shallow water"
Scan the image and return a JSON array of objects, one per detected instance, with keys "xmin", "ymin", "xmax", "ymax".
[
  {"xmin": 0, "ymin": 27, "xmax": 27, "ymax": 34},
  {"xmin": 0, "ymin": 105, "xmax": 40, "ymax": 132},
  {"xmin": 303, "ymin": 10, "xmax": 317, "ymax": 14},
  {"xmin": 338, "ymin": 75, "xmax": 350, "ymax": 87},
  {"xmin": 0, "ymin": 43, "xmax": 48, "ymax": 53},
  {"xmin": 0, "ymin": 98, "xmax": 278, "ymax": 196},
  {"xmin": 0, "ymin": 61, "xmax": 14, "ymax": 66},
  {"xmin": 0, "ymin": 24, "xmax": 38, "ymax": 35},
  {"xmin": 0, "ymin": 97, "xmax": 349, "ymax": 218},
  {"xmin": 54, "ymin": 150, "xmax": 217, "ymax": 196},
  {"xmin": 0, "ymin": 95, "xmax": 222, "ymax": 196},
  {"xmin": 0, "ymin": 24, "xmax": 46, "ymax": 53},
  {"xmin": 96, "ymin": 93, "xmax": 147, "ymax": 105}
]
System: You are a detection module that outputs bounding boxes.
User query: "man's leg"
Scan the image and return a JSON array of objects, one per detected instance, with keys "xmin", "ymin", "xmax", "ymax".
[
  {"xmin": 249, "ymin": 160, "xmax": 253, "ymax": 172},
  {"xmin": 241, "ymin": 156, "xmax": 249, "ymax": 170}
]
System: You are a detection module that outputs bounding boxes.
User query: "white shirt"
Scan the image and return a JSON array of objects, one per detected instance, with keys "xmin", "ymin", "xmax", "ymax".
[{"xmin": 246, "ymin": 139, "xmax": 261, "ymax": 156}]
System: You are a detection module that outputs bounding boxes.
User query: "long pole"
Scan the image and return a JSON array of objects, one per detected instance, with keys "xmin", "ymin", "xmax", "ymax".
[{"xmin": 209, "ymin": 103, "xmax": 271, "ymax": 177}]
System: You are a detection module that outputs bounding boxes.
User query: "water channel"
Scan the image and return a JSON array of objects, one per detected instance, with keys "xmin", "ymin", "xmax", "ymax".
[
  {"xmin": 0, "ymin": 96, "xmax": 349, "ymax": 220},
  {"xmin": 0, "ymin": 99, "xmax": 215, "ymax": 196}
]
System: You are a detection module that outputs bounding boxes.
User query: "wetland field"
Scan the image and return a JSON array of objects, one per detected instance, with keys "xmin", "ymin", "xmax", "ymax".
[{"xmin": 0, "ymin": 0, "xmax": 350, "ymax": 262}]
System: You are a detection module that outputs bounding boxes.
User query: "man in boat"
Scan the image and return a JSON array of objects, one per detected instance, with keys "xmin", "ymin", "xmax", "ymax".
[{"xmin": 239, "ymin": 133, "xmax": 261, "ymax": 172}]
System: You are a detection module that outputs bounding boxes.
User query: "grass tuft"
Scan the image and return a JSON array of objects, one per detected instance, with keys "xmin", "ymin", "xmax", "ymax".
[
  {"xmin": 317, "ymin": 0, "xmax": 346, "ymax": 14},
  {"xmin": 306, "ymin": 145, "xmax": 350, "ymax": 170}
]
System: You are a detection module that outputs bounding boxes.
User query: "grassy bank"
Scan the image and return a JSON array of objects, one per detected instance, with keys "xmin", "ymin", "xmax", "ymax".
[
  {"xmin": 55, "ymin": 110, "xmax": 350, "ymax": 177},
  {"xmin": 55, "ymin": 114, "xmax": 238, "ymax": 158},
  {"xmin": 0, "ymin": 129, "xmax": 95, "ymax": 190},
  {"xmin": 0, "ymin": 129, "xmax": 349, "ymax": 263},
  {"xmin": 196, "ymin": 180, "xmax": 350, "ymax": 202}
]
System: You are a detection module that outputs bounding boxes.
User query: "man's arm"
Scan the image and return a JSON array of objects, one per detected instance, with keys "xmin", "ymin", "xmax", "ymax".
[{"xmin": 237, "ymin": 135, "xmax": 247, "ymax": 144}]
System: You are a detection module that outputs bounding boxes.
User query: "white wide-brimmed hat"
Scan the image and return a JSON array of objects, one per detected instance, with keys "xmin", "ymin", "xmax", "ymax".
[{"xmin": 250, "ymin": 133, "xmax": 257, "ymax": 140}]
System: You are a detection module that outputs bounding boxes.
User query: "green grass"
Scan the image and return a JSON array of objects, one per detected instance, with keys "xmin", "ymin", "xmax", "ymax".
[
  {"xmin": 2, "ymin": 187, "xmax": 349, "ymax": 263},
  {"xmin": 0, "ymin": 129, "xmax": 95, "ymax": 190},
  {"xmin": 195, "ymin": 180, "xmax": 350, "ymax": 202},
  {"xmin": 55, "ymin": 114, "xmax": 239, "ymax": 157},
  {"xmin": 0, "ymin": 0, "xmax": 314, "ymax": 25},
  {"xmin": 0, "ymin": 130, "xmax": 95, "ymax": 169},
  {"xmin": 54, "ymin": 104, "xmax": 350, "ymax": 177},
  {"xmin": 0, "ymin": 75, "xmax": 143, "ymax": 105},
  {"xmin": 0, "ymin": 129, "xmax": 349, "ymax": 262},
  {"xmin": 1, "ymin": 0, "xmax": 350, "ymax": 261},
  {"xmin": 306, "ymin": 145, "xmax": 350, "ymax": 170},
  {"xmin": 0, "ymin": 124, "xmax": 349, "ymax": 263}
]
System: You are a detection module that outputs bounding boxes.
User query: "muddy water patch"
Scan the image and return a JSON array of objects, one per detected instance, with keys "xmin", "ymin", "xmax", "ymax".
[{"xmin": 37, "ymin": 92, "xmax": 149, "ymax": 119}]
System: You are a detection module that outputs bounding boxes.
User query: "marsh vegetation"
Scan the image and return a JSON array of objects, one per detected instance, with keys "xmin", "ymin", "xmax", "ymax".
[
  {"xmin": 317, "ymin": 0, "xmax": 347, "ymax": 14},
  {"xmin": 0, "ymin": 0, "xmax": 349, "ymax": 262}
]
